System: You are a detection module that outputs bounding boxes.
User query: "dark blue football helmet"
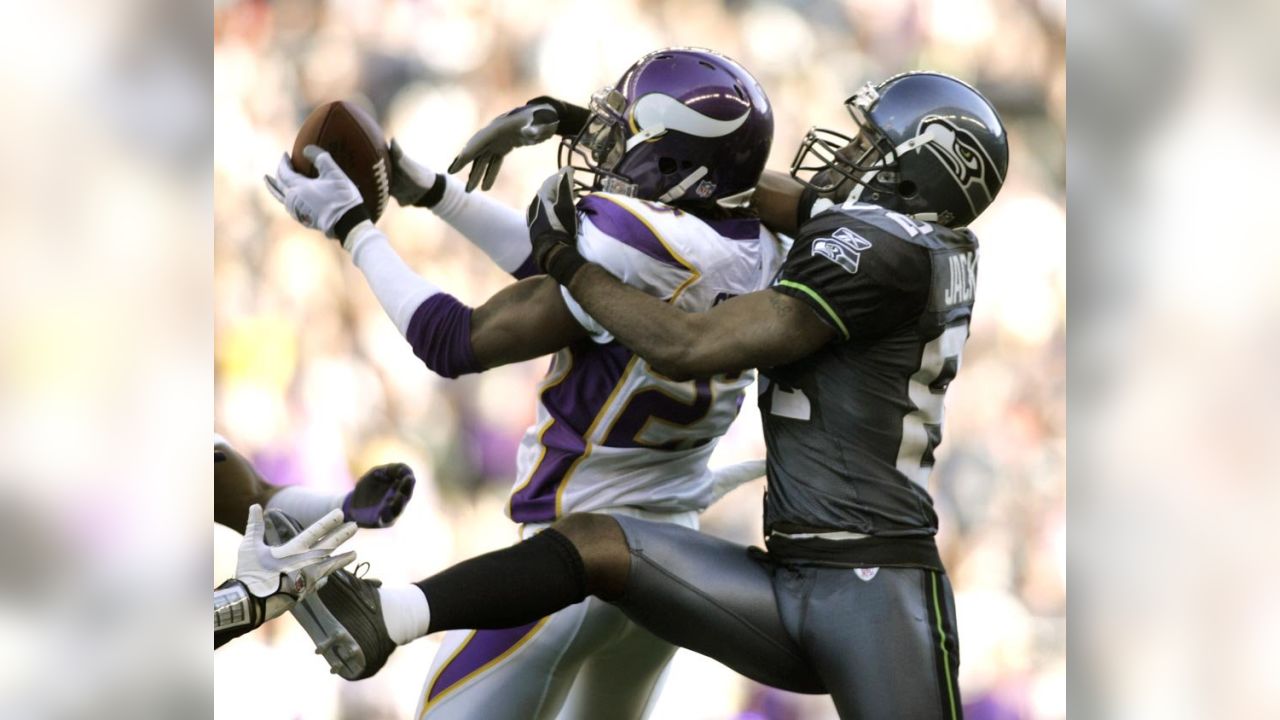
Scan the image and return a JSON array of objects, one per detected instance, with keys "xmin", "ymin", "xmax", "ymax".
[{"xmin": 791, "ymin": 71, "xmax": 1009, "ymax": 227}]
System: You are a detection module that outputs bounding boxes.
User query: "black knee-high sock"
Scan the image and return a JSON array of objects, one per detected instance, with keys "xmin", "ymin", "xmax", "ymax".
[{"xmin": 416, "ymin": 528, "xmax": 587, "ymax": 632}]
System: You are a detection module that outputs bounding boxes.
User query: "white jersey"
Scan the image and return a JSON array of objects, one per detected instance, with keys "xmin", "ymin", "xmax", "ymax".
[{"xmin": 507, "ymin": 192, "xmax": 783, "ymax": 523}]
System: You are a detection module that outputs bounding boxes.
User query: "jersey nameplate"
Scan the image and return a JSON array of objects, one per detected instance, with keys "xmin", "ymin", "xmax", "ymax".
[{"xmin": 932, "ymin": 250, "xmax": 977, "ymax": 309}]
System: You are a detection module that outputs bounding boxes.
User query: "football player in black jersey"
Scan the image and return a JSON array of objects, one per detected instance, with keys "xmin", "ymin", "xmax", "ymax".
[{"xmin": 293, "ymin": 72, "xmax": 1005, "ymax": 719}]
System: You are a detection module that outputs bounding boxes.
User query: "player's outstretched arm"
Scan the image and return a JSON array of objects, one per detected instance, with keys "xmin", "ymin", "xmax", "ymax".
[
  {"xmin": 388, "ymin": 139, "xmax": 537, "ymax": 279},
  {"xmin": 266, "ymin": 147, "xmax": 586, "ymax": 376},
  {"xmin": 379, "ymin": 97, "xmax": 590, "ymax": 278},
  {"xmin": 216, "ymin": 436, "xmax": 417, "ymax": 531}
]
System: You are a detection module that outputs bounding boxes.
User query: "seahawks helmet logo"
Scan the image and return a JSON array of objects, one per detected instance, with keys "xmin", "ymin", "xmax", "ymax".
[
  {"xmin": 917, "ymin": 117, "xmax": 1003, "ymax": 217},
  {"xmin": 811, "ymin": 227, "xmax": 872, "ymax": 274}
]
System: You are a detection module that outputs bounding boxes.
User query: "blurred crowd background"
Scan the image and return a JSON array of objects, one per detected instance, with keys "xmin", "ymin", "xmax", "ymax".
[{"xmin": 213, "ymin": 0, "xmax": 1065, "ymax": 717}]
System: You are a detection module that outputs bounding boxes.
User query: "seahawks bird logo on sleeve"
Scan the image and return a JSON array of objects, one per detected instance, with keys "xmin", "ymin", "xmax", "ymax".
[{"xmin": 811, "ymin": 227, "xmax": 873, "ymax": 274}]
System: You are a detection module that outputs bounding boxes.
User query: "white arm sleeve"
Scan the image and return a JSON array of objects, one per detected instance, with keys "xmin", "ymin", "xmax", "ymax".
[
  {"xmin": 431, "ymin": 175, "xmax": 532, "ymax": 274},
  {"xmin": 344, "ymin": 221, "xmax": 440, "ymax": 335}
]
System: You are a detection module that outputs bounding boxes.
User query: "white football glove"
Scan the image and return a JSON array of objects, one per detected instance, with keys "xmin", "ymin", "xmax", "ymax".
[
  {"xmin": 264, "ymin": 145, "xmax": 365, "ymax": 239},
  {"xmin": 236, "ymin": 504, "xmax": 357, "ymax": 620},
  {"xmin": 448, "ymin": 102, "xmax": 560, "ymax": 192}
]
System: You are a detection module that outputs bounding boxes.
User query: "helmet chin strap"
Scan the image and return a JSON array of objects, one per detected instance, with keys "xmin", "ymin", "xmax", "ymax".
[{"xmin": 657, "ymin": 166, "xmax": 708, "ymax": 203}]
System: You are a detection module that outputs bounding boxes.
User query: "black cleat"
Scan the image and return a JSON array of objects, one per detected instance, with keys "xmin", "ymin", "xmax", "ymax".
[{"xmin": 263, "ymin": 510, "xmax": 397, "ymax": 680}]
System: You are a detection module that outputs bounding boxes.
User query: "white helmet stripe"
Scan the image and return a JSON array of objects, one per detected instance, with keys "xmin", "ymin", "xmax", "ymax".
[{"xmin": 631, "ymin": 93, "xmax": 750, "ymax": 141}]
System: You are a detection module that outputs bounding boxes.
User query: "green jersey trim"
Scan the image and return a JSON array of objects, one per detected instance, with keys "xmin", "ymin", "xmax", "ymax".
[{"xmin": 777, "ymin": 280, "xmax": 850, "ymax": 339}]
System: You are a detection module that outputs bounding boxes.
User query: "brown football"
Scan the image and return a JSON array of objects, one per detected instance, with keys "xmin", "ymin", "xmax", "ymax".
[{"xmin": 291, "ymin": 100, "xmax": 391, "ymax": 221}]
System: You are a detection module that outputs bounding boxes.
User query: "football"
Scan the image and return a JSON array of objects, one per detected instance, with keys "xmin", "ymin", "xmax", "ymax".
[{"xmin": 291, "ymin": 100, "xmax": 391, "ymax": 221}]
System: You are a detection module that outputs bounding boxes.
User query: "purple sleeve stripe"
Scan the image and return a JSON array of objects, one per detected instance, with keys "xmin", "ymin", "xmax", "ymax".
[
  {"xmin": 511, "ymin": 253, "xmax": 540, "ymax": 280},
  {"xmin": 578, "ymin": 194, "xmax": 688, "ymax": 270},
  {"xmin": 406, "ymin": 293, "xmax": 482, "ymax": 378}
]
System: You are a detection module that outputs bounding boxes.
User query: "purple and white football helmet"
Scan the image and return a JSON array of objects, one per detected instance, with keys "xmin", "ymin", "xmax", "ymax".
[{"xmin": 558, "ymin": 48, "xmax": 773, "ymax": 206}]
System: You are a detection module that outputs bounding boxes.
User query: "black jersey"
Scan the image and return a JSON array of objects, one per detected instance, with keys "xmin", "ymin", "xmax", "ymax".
[{"xmin": 761, "ymin": 201, "xmax": 978, "ymax": 568}]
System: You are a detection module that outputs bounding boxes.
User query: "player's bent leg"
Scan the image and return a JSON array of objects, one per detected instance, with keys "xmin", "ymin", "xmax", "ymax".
[
  {"xmin": 591, "ymin": 515, "xmax": 823, "ymax": 694},
  {"xmin": 806, "ymin": 566, "xmax": 963, "ymax": 720},
  {"xmin": 557, "ymin": 606, "xmax": 677, "ymax": 720}
]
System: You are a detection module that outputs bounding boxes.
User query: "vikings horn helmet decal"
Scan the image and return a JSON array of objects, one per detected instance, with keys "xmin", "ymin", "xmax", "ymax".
[
  {"xmin": 558, "ymin": 48, "xmax": 773, "ymax": 205},
  {"xmin": 627, "ymin": 93, "xmax": 751, "ymax": 150}
]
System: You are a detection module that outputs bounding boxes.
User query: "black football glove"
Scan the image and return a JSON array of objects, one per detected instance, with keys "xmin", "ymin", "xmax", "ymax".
[
  {"xmin": 526, "ymin": 168, "xmax": 586, "ymax": 285},
  {"xmin": 342, "ymin": 462, "xmax": 416, "ymax": 529},
  {"xmin": 448, "ymin": 97, "xmax": 588, "ymax": 192}
]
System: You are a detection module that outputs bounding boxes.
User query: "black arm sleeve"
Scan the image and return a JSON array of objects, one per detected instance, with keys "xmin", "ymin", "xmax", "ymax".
[
  {"xmin": 528, "ymin": 96, "xmax": 590, "ymax": 137},
  {"xmin": 772, "ymin": 220, "xmax": 931, "ymax": 342}
]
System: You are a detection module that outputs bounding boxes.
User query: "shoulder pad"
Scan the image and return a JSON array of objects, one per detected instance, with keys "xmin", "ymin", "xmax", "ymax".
[{"xmin": 578, "ymin": 193, "xmax": 689, "ymax": 269}]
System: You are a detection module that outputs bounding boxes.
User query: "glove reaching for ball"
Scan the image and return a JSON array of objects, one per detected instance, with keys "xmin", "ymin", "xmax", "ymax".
[
  {"xmin": 526, "ymin": 168, "xmax": 587, "ymax": 285},
  {"xmin": 264, "ymin": 145, "xmax": 370, "ymax": 243}
]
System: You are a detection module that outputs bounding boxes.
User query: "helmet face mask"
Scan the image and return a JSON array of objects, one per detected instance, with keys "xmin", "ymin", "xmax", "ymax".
[
  {"xmin": 791, "ymin": 125, "xmax": 895, "ymax": 197},
  {"xmin": 791, "ymin": 83, "xmax": 903, "ymax": 201},
  {"xmin": 558, "ymin": 87, "xmax": 635, "ymax": 197}
]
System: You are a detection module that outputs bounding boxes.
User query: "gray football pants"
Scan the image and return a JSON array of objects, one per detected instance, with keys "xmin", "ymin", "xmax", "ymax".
[{"xmin": 611, "ymin": 516, "xmax": 963, "ymax": 720}]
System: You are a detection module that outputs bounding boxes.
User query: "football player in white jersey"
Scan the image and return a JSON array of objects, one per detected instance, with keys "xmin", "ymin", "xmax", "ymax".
[{"xmin": 266, "ymin": 48, "xmax": 779, "ymax": 719}]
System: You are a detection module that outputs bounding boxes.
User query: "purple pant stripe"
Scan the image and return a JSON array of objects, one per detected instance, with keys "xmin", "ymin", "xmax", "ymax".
[{"xmin": 428, "ymin": 621, "xmax": 542, "ymax": 702}]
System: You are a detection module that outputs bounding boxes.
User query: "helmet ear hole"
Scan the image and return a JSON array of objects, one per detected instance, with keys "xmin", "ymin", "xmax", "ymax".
[
  {"xmin": 897, "ymin": 180, "xmax": 918, "ymax": 198},
  {"xmin": 658, "ymin": 157, "xmax": 678, "ymax": 174}
]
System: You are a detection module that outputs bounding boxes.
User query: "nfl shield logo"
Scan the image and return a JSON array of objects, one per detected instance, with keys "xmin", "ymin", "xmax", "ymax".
[
  {"xmin": 854, "ymin": 567, "xmax": 879, "ymax": 582},
  {"xmin": 694, "ymin": 180, "xmax": 716, "ymax": 198}
]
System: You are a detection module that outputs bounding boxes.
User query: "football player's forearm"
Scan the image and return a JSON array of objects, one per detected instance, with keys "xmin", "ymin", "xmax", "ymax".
[
  {"xmin": 469, "ymin": 276, "xmax": 587, "ymax": 368},
  {"xmin": 566, "ymin": 264, "xmax": 711, "ymax": 377},
  {"xmin": 346, "ymin": 221, "xmax": 439, "ymax": 333},
  {"xmin": 753, "ymin": 170, "xmax": 807, "ymax": 236},
  {"xmin": 429, "ymin": 174, "xmax": 537, "ymax": 278},
  {"xmin": 344, "ymin": 222, "xmax": 482, "ymax": 377}
]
